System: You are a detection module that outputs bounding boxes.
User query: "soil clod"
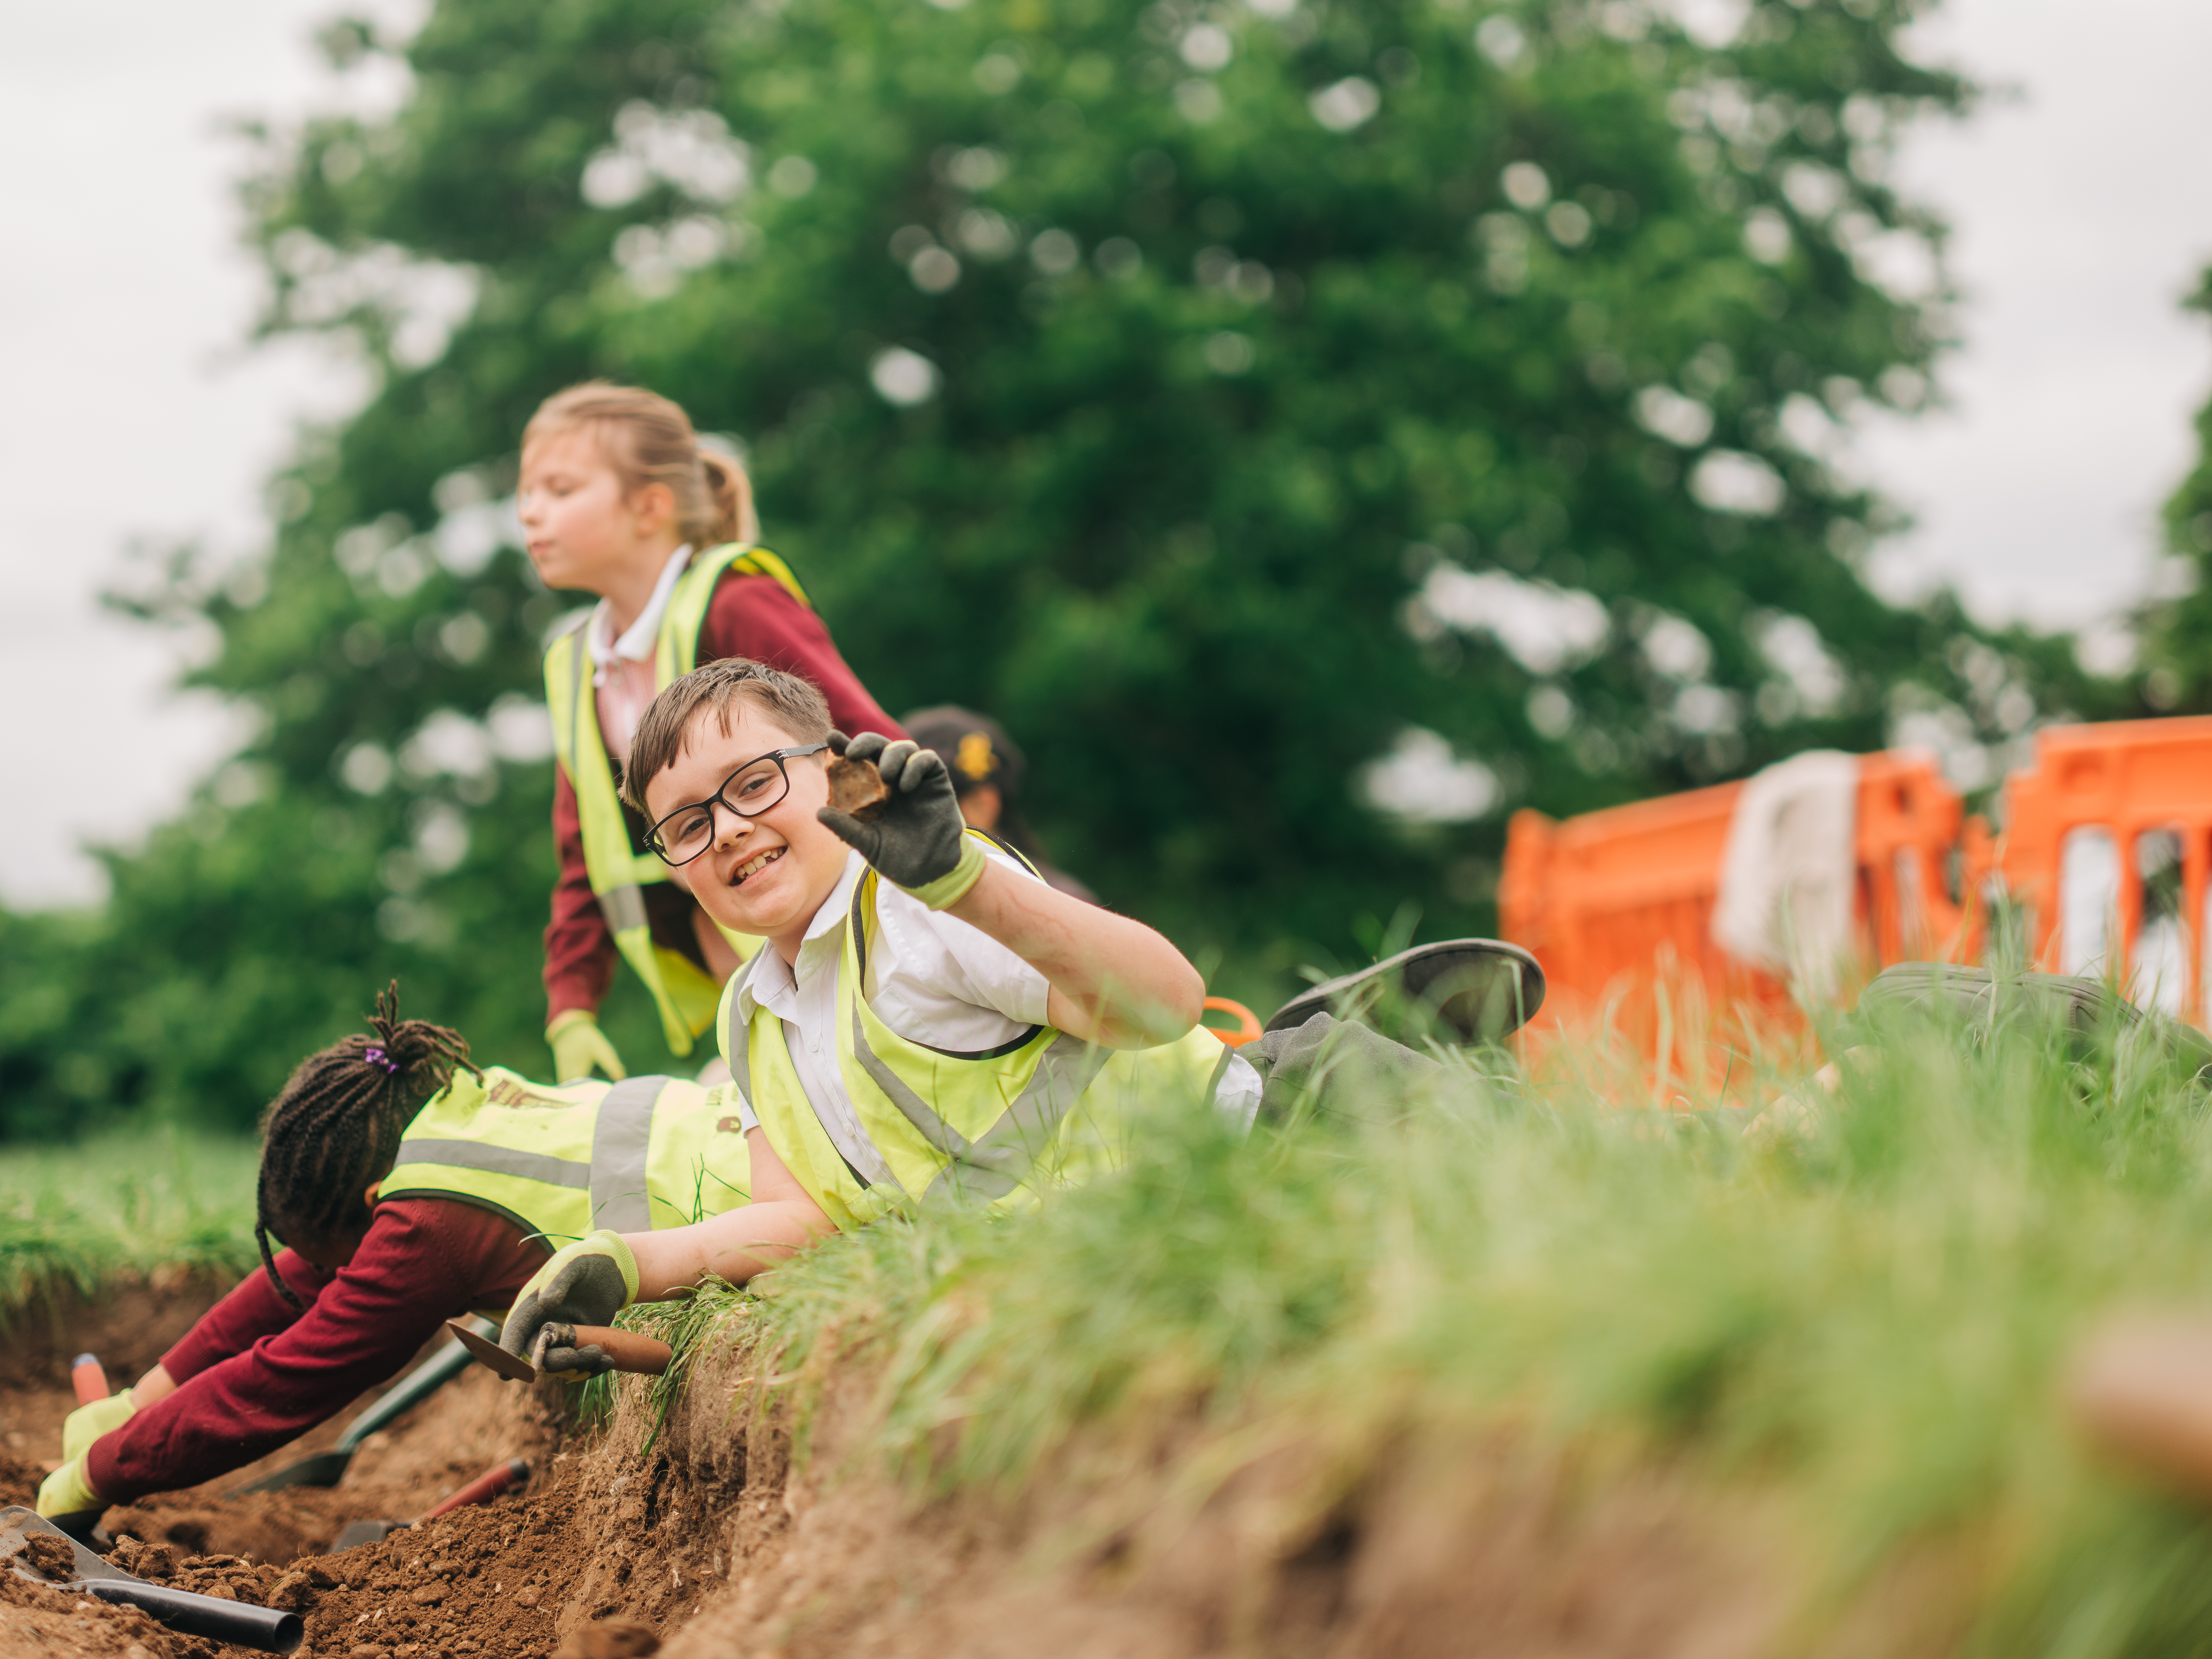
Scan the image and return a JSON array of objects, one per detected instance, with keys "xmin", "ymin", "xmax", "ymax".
[
  {"xmin": 554, "ymin": 1617, "xmax": 661, "ymax": 1658},
  {"xmin": 20, "ymin": 1530, "xmax": 81, "ymax": 1579}
]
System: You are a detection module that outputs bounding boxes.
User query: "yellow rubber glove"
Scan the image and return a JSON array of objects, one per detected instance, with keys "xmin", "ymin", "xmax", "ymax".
[
  {"xmin": 547, "ymin": 1009, "xmax": 626, "ymax": 1082},
  {"xmin": 37, "ymin": 1456, "xmax": 103, "ymax": 1524},
  {"xmin": 61, "ymin": 1392, "xmax": 135, "ymax": 1462},
  {"xmin": 499, "ymin": 1229, "xmax": 641, "ymax": 1378}
]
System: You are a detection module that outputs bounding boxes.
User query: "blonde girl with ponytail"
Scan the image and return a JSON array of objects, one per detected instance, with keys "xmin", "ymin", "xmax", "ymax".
[{"xmin": 518, "ymin": 382, "xmax": 903, "ymax": 1084}]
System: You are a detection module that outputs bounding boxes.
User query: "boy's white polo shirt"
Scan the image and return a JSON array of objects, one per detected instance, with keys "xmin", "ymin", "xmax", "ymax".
[
  {"xmin": 732, "ymin": 846, "xmax": 1051, "ymax": 1182},
  {"xmin": 730, "ymin": 847, "xmax": 1260, "ymax": 1182}
]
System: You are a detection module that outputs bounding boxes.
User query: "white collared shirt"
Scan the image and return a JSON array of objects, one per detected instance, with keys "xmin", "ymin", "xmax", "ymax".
[
  {"xmin": 588, "ymin": 543, "xmax": 694, "ymax": 680},
  {"xmin": 588, "ymin": 543, "xmax": 693, "ymax": 761},
  {"xmin": 732, "ymin": 849, "xmax": 1260, "ymax": 1181}
]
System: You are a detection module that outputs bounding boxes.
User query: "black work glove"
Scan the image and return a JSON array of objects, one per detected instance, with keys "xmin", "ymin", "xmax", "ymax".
[
  {"xmin": 530, "ymin": 1322, "xmax": 613, "ymax": 1377},
  {"xmin": 818, "ymin": 731, "xmax": 987, "ymax": 907},
  {"xmin": 498, "ymin": 1230, "xmax": 637, "ymax": 1378}
]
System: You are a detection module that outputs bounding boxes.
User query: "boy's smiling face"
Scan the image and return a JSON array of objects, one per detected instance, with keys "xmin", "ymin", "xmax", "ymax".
[{"xmin": 642, "ymin": 700, "xmax": 848, "ymax": 958}]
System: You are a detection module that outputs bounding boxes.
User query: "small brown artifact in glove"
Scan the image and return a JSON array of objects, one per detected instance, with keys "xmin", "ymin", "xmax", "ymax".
[{"xmin": 826, "ymin": 754, "xmax": 893, "ymax": 822}]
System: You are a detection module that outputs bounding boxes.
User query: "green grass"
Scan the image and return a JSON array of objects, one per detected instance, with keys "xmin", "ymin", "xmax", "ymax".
[
  {"xmin": 23, "ymin": 993, "xmax": 2204, "ymax": 1647},
  {"xmin": 0, "ymin": 1128, "xmax": 259, "ymax": 1320},
  {"xmin": 655, "ymin": 994, "xmax": 2212, "ymax": 1655}
]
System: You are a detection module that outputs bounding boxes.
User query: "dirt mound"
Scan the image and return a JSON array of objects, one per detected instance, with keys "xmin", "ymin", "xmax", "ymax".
[
  {"xmin": 0, "ymin": 1268, "xmax": 762, "ymax": 1657},
  {"xmin": 98, "ymin": 1365, "xmax": 565, "ymax": 1565},
  {"xmin": 282, "ymin": 1458, "xmax": 692, "ymax": 1657},
  {"xmin": 2, "ymin": 1563, "xmax": 188, "ymax": 1658},
  {"xmin": 33, "ymin": 1404, "xmax": 743, "ymax": 1657},
  {"xmin": 2, "ymin": 1449, "xmax": 49, "ymax": 1509}
]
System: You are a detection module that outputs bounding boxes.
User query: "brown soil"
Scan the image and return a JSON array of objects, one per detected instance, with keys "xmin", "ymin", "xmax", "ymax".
[
  {"xmin": 2, "ymin": 1273, "xmax": 1949, "ymax": 1659},
  {"xmin": 1, "ymin": 1561, "xmax": 189, "ymax": 1657},
  {"xmin": 1, "ymin": 1272, "xmax": 756, "ymax": 1658}
]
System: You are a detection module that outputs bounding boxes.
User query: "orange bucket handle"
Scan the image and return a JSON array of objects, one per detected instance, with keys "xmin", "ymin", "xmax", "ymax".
[{"xmin": 1201, "ymin": 996, "xmax": 1264, "ymax": 1048}]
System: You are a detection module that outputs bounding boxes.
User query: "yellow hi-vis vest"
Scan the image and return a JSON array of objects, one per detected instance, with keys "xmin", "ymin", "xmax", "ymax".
[
  {"xmin": 716, "ymin": 837, "xmax": 1233, "ymax": 1230},
  {"xmin": 381, "ymin": 1066, "xmax": 753, "ymax": 1248},
  {"xmin": 542, "ymin": 542, "xmax": 811, "ymax": 1054}
]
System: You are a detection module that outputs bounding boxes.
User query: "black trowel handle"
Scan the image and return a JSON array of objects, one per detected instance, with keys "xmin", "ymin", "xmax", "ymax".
[{"xmin": 80, "ymin": 1580, "xmax": 303, "ymax": 1653}]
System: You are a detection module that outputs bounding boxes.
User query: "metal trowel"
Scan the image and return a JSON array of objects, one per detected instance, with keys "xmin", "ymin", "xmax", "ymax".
[{"xmin": 446, "ymin": 1319, "xmax": 673, "ymax": 1381}]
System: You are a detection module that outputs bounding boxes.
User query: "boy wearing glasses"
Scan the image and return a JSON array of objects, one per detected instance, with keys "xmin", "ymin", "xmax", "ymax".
[
  {"xmin": 489, "ymin": 657, "xmax": 1541, "ymax": 1370},
  {"xmin": 480, "ymin": 656, "xmax": 1257, "ymax": 1360}
]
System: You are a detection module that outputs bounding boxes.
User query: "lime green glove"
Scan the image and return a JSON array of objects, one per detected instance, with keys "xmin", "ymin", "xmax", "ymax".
[
  {"xmin": 547, "ymin": 1009, "xmax": 627, "ymax": 1082},
  {"xmin": 500, "ymin": 1229, "xmax": 640, "ymax": 1378},
  {"xmin": 817, "ymin": 731, "xmax": 986, "ymax": 910},
  {"xmin": 61, "ymin": 1392, "xmax": 136, "ymax": 1462},
  {"xmin": 37, "ymin": 1456, "xmax": 103, "ymax": 1527}
]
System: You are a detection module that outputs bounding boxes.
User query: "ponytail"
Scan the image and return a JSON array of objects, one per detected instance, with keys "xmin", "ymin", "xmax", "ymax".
[{"xmin": 699, "ymin": 445, "xmax": 759, "ymax": 545}]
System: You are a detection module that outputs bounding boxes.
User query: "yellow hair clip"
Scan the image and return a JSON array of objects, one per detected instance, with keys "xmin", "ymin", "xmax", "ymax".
[{"xmin": 955, "ymin": 731, "xmax": 998, "ymax": 781}]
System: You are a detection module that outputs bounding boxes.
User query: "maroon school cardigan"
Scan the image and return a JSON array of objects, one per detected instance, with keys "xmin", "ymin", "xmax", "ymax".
[
  {"xmin": 543, "ymin": 571, "xmax": 905, "ymax": 1023},
  {"xmin": 86, "ymin": 1199, "xmax": 543, "ymax": 1504}
]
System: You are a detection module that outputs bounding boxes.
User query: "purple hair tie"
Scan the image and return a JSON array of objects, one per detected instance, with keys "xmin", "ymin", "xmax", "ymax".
[{"xmin": 362, "ymin": 1045, "xmax": 401, "ymax": 1075}]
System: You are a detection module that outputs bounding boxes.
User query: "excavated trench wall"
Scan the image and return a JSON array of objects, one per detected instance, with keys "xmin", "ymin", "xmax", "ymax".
[{"xmin": 3, "ymin": 1275, "xmax": 1960, "ymax": 1659}]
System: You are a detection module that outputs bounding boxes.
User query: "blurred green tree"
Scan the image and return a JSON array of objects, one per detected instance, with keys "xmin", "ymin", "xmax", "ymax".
[
  {"xmin": 0, "ymin": 0, "xmax": 2114, "ymax": 1135},
  {"xmin": 2141, "ymin": 270, "xmax": 2212, "ymax": 711}
]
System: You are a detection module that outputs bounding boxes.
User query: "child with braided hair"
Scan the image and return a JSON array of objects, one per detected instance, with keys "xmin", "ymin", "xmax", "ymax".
[
  {"xmin": 38, "ymin": 987, "xmax": 823, "ymax": 1533},
  {"xmin": 248, "ymin": 989, "xmax": 479, "ymax": 1305}
]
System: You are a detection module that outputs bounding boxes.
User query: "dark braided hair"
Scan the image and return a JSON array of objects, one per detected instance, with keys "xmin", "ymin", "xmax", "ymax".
[{"xmin": 254, "ymin": 983, "xmax": 479, "ymax": 1307}]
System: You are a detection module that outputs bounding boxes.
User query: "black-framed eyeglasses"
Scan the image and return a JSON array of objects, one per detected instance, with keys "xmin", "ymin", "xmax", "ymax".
[{"xmin": 643, "ymin": 743, "xmax": 830, "ymax": 865}]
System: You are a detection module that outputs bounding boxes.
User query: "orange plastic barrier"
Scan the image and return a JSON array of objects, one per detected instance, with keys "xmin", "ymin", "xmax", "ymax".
[
  {"xmin": 1201, "ymin": 996, "xmax": 1264, "ymax": 1048},
  {"xmin": 1501, "ymin": 751, "xmax": 1972, "ymax": 1045},
  {"xmin": 1993, "ymin": 716, "xmax": 2212, "ymax": 1022}
]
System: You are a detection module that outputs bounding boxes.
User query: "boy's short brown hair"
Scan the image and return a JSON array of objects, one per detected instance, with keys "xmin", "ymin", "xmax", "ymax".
[{"xmin": 620, "ymin": 658, "xmax": 833, "ymax": 813}]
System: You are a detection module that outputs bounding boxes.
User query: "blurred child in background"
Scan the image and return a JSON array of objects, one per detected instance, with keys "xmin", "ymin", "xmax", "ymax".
[
  {"xmin": 522, "ymin": 383, "xmax": 902, "ymax": 1083},
  {"xmin": 901, "ymin": 705, "xmax": 1097, "ymax": 903}
]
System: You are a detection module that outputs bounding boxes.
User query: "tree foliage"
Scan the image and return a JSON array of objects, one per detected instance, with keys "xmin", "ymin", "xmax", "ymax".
[
  {"xmin": 2141, "ymin": 270, "xmax": 2212, "ymax": 712},
  {"xmin": 1, "ymin": 0, "xmax": 2114, "ymax": 1136}
]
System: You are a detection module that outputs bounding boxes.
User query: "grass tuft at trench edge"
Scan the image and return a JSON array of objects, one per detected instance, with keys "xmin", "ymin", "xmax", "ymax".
[{"xmin": 600, "ymin": 992, "xmax": 2212, "ymax": 1654}]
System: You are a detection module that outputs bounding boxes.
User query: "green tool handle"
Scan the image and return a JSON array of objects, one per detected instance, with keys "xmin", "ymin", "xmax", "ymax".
[{"xmin": 333, "ymin": 1317, "xmax": 495, "ymax": 1453}]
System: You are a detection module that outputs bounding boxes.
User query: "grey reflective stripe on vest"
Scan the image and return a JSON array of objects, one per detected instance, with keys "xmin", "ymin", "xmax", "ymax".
[
  {"xmin": 723, "ymin": 951, "xmax": 763, "ymax": 1110},
  {"xmin": 729, "ymin": 948, "xmax": 899, "ymax": 1197},
  {"xmin": 597, "ymin": 883, "xmax": 649, "ymax": 936},
  {"xmin": 390, "ymin": 1138, "xmax": 592, "ymax": 1189},
  {"xmin": 846, "ymin": 1006, "xmax": 1108, "ymax": 1202},
  {"xmin": 786, "ymin": 1024, "xmax": 901, "ymax": 1189},
  {"xmin": 589, "ymin": 1075, "xmax": 666, "ymax": 1231}
]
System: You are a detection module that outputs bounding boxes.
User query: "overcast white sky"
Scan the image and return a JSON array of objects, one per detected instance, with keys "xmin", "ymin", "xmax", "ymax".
[{"xmin": 3, "ymin": 0, "xmax": 2209, "ymax": 908}]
